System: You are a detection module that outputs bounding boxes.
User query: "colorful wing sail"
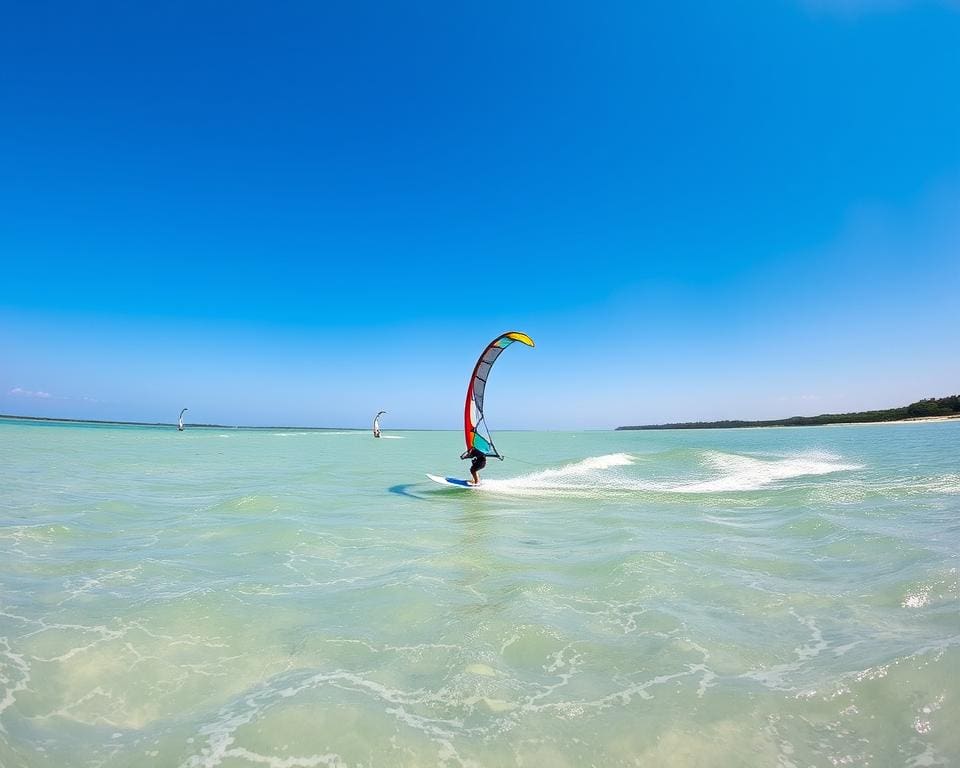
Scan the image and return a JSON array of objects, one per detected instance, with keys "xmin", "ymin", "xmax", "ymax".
[{"xmin": 462, "ymin": 331, "xmax": 534, "ymax": 459}]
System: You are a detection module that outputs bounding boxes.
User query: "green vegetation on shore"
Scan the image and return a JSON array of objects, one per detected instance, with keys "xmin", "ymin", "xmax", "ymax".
[{"xmin": 616, "ymin": 396, "xmax": 960, "ymax": 430}]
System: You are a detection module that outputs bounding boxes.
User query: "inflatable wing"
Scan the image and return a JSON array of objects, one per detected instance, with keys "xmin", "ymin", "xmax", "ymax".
[{"xmin": 462, "ymin": 331, "xmax": 534, "ymax": 460}]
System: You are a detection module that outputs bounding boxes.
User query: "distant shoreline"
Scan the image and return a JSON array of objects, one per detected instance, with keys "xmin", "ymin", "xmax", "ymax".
[
  {"xmin": 617, "ymin": 396, "xmax": 960, "ymax": 431},
  {"xmin": 618, "ymin": 414, "xmax": 960, "ymax": 431}
]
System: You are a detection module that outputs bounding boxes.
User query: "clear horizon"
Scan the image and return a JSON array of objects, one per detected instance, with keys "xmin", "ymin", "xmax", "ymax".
[
  {"xmin": 2, "ymin": 2, "xmax": 958, "ymax": 429},
  {"xmin": 2, "ymin": 392, "xmax": 958, "ymax": 432}
]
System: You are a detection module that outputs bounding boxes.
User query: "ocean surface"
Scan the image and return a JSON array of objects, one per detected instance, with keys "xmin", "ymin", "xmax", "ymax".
[{"xmin": 1, "ymin": 418, "xmax": 958, "ymax": 767}]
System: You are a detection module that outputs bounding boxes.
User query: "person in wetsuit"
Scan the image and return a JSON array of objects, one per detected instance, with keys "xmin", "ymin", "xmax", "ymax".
[{"xmin": 463, "ymin": 446, "xmax": 487, "ymax": 485}]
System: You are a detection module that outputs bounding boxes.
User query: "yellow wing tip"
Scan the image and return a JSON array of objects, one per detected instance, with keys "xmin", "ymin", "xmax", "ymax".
[{"xmin": 506, "ymin": 331, "xmax": 535, "ymax": 347}]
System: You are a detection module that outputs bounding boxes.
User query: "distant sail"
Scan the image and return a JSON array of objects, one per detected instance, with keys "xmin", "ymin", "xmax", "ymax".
[
  {"xmin": 462, "ymin": 332, "xmax": 534, "ymax": 459},
  {"xmin": 178, "ymin": 408, "xmax": 188, "ymax": 431},
  {"xmin": 373, "ymin": 410, "xmax": 386, "ymax": 437}
]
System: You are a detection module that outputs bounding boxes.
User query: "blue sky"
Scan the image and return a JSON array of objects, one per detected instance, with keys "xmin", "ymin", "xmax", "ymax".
[{"xmin": 2, "ymin": 1, "xmax": 958, "ymax": 428}]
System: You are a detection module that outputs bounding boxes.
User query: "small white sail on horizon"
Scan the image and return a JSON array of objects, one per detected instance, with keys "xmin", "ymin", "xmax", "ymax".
[
  {"xmin": 373, "ymin": 410, "xmax": 386, "ymax": 438},
  {"xmin": 178, "ymin": 408, "xmax": 188, "ymax": 432}
]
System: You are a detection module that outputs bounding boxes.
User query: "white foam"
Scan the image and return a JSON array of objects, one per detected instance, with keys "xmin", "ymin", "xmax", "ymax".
[
  {"xmin": 741, "ymin": 610, "xmax": 828, "ymax": 691},
  {"xmin": 0, "ymin": 636, "xmax": 31, "ymax": 726},
  {"xmin": 479, "ymin": 454, "xmax": 636, "ymax": 497},
  {"xmin": 676, "ymin": 451, "xmax": 862, "ymax": 493},
  {"xmin": 476, "ymin": 450, "xmax": 859, "ymax": 498},
  {"xmin": 213, "ymin": 747, "xmax": 346, "ymax": 767},
  {"xmin": 902, "ymin": 588, "xmax": 930, "ymax": 609}
]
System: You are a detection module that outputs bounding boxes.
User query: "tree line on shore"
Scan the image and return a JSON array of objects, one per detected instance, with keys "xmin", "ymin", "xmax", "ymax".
[{"xmin": 616, "ymin": 395, "xmax": 960, "ymax": 430}]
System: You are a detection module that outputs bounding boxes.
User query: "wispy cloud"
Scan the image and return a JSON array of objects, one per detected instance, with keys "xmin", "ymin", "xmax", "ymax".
[
  {"xmin": 9, "ymin": 387, "xmax": 53, "ymax": 399},
  {"xmin": 7, "ymin": 387, "xmax": 104, "ymax": 404}
]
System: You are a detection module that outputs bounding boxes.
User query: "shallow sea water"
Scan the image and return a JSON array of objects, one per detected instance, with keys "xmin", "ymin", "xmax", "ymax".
[{"xmin": 1, "ymin": 418, "xmax": 958, "ymax": 767}]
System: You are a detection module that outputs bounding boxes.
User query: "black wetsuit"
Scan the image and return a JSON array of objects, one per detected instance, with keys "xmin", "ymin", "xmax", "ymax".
[{"xmin": 466, "ymin": 447, "xmax": 487, "ymax": 473}]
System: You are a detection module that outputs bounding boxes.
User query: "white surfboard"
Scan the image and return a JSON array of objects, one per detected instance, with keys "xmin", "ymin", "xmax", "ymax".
[{"xmin": 426, "ymin": 474, "xmax": 478, "ymax": 488}]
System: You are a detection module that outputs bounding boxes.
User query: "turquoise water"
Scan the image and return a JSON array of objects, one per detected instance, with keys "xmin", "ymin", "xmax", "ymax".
[{"xmin": 1, "ymin": 418, "xmax": 958, "ymax": 767}]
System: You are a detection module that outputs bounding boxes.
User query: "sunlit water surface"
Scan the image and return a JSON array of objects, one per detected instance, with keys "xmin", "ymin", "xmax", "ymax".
[{"xmin": 1, "ymin": 419, "xmax": 958, "ymax": 767}]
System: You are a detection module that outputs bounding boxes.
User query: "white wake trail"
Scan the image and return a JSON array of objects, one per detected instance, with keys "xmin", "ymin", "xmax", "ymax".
[{"xmin": 475, "ymin": 451, "xmax": 860, "ymax": 498}]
